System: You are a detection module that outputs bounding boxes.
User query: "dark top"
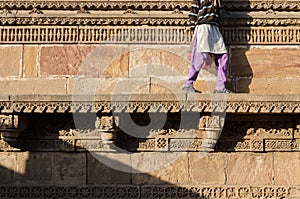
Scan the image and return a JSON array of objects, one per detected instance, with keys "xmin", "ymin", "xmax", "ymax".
[{"xmin": 189, "ymin": 0, "xmax": 221, "ymax": 29}]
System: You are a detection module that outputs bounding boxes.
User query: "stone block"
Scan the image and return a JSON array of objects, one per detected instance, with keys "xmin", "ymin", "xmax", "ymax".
[
  {"xmin": 0, "ymin": 152, "xmax": 17, "ymax": 184},
  {"xmin": 236, "ymin": 77, "xmax": 300, "ymax": 94},
  {"xmin": 132, "ymin": 152, "xmax": 189, "ymax": 185},
  {"xmin": 40, "ymin": 45, "xmax": 129, "ymax": 78},
  {"xmin": 86, "ymin": 152, "xmax": 131, "ymax": 184},
  {"xmin": 150, "ymin": 76, "xmax": 185, "ymax": 94},
  {"xmin": 40, "ymin": 45, "xmax": 96, "ymax": 76},
  {"xmin": 0, "ymin": 46, "xmax": 22, "ymax": 77},
  {"xmin": 0, "ymin": 79, "xmax": 67, "ymax": 95},
  {"xmin": 274, "ymin": 152, "xmax": 300, "ymax": 185},
  {"xmin": 129, "ymin": 47, "xmax": 190, "ymax": 78},
  {"xmin": 23, "ymin": 45, "xmax": 38, "ymax": 78},
  {"xmin": 194, "ymin": 80, "xmax": 217, "ymax": 93},
  {"xmin": 15, "ymin": 152, "xmax": 53, "ymax": 185},
  {"xmin": 68, "ymin": 77, "xmax": 149, "ymax": 95},
  {"xmin": 226, "ymin": 153, "xmax": 273, "ymax": 185},
  {"xmin": 189, "ymin": 152, "xmax": 226, "ymax": 185},
  {"xmin": 150, "ymin": 77, "xmax": 216, "ymax": 94},
  {"xmin": 53, "ymin": 153, "xmax": 86, "ymax": 185},
  {"xmin": 230, "ymin": 47, "xmax": 300, "ymax": 78},
  {"xmin": 93, "ymin": 46, "xmax": 129, "ymax": 78}
]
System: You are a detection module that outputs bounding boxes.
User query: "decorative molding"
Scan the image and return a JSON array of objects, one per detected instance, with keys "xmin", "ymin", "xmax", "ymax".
[
  {"xmin": 12, "ymin": 100, "xmax": 300, "ymax": 113},
  {"xmin": 0, "ymin": 26, "xmax": 192, "ymax": 44},
  {"xmin": 0, "ymin": 0, "xmax": 191, "ymax": 10},
  {"xmin": 223, "ymin": 0, "xmax": 300, "ymax": 11},
  {"xmin": 228, "ymin": 26, "xmax": 300, "ymax": 43},
  {"xmin": 2, "ymin": 135, "xmax": 299, "ymax": 152},
  {"xmin": 222, "ymin": 11, "xmax": 300, "ymax": 26},
  {"xmin": 0, "ymin": 26, "xmax": 299, "ymax": 44},
  {"xmin": 0, "ymin": 10, "xmax": 300, "ymax": 26},
  {"xmin": 0, "ymin": 94, "xmax": 299, "ymax": 114},
  {"xmin": 0, "ymin": 185, "xmax": 296, "ymax": 198},
  {"xmin": 0, "ymin": 0, "xmax": 299, "ymax": 11},
  {"xmin": 0, "ymin": 10, "xmax": 189, "ymax": 26}
]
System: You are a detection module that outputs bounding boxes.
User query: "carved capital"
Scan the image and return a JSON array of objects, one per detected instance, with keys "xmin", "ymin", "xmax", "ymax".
[
  {"xmin": 95, "ymin": 116, "xmax": 117, "ymax": 143},
  {"xmin": 199, "ymin": 115, "xmax": 225, "ymax": 131}
]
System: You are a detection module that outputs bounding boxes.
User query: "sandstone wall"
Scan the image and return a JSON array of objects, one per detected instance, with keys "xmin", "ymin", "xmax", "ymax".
[
  {"xmin": 0, "ymin": 0, "xmax": 300, "ymax": 198},
  {"xmin": 1, "ymin": 44, "xmax": 300, "ymax": 94}
]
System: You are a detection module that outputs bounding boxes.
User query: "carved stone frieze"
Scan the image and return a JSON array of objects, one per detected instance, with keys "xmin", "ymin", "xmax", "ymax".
[
  {"xmin": 0, "ymin": 26, "xmax": 299, "ymax": 44},
  {"xmin": 1, "ymin": 106, "xmax": 299, "ymax": 152},
  {"xmin": 0, "ymin": 10, "xmax": 300, "ymax": 27},
  {"xmin": 223, "ymin": 0, "xmax": 300, "ymax": 11},
  {"xmin": 0, "ymin": 10, "xmax": 189, "ymax": 26},
  {"xmin": 1, "ymin": 94, "xmax": 300, "ymax": 114},
  {"xmin": 0, "ymin": 0, "xmax": 299, "ymax": 11},
  {"xmin": 0, "ymin": 0, "xmax": 191, "ymax": 10},
  {"xmin": 0, "ymin": 185, "xmax": 296, "ymax": 199}
]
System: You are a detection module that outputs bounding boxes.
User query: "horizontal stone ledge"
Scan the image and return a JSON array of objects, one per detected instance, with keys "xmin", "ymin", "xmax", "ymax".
[{"xmin": 0, "ymin": 94, "xmax": 300, "ymax": 114}]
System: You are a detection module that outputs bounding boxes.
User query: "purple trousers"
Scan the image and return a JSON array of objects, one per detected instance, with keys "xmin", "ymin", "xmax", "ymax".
[{"xmin": 184, "ymin": 47, "xmax": 228, "ymax": 91}]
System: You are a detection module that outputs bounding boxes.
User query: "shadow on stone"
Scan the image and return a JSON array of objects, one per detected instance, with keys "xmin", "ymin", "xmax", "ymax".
[{"xmin": 0, "ymin": 112, "xmax": 211, "ymax": 199}]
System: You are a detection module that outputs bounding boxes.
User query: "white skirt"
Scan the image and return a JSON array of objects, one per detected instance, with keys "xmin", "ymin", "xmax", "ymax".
[{"xmin": 193, "ymin": 24, "xmax": 227, "ymax": 54}]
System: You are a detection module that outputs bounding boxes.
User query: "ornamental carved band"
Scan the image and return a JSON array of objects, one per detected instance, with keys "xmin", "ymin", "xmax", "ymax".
[
  {"xmin": 0, "ymin": 185, "xmax": 296, "ymax": 199},
  {"xmin": 0, "ymin": 0, "xmax": 299, "ymax": 44}
]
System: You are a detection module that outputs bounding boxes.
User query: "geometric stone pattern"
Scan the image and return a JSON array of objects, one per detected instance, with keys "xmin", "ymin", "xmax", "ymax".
[
  {"xmin": 1, "ymin": 94, "xmax": 300, "ymax": 114},
  {"xmin": 1, "ymin": 26, "xmax": 300, "ymax": 44},
  {"xmin": 0, "ymin": 185, "xmax": 296, "ymax": 199}
]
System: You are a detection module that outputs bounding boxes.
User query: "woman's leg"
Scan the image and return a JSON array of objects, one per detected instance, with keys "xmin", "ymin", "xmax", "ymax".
[
  {"xmin": 215, "ymin": 53, "xmax": 228, "ymax": 91},
  {"xmin": 184, "ymin": 52, "xmax": 209, "ymax": 87}
]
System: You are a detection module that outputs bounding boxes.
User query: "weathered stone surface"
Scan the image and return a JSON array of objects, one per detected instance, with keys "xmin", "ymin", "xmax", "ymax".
[
  {"xmin": 236, "ymin": 77, "xmax": 300, "ymax": 94},
  {"xmin": 0, "ymin": 152, "xmax": 17, "ymax": 184},
  {"xmin": 189, "ymin": 152, "xmax": 226, "ymax": 185},
  {"xmin": 274, "ymin": 152, "xmax": 300, "ymax": 185},
  {"xmin": 40, "ymin": 45, "xmax": 130, "ymax": 78},
  {"xmin": 0, "ymin": 79, "xmax": 67, "ymax": 95},
  {"xmin": 288, "ymin": 188, "xmax": 300, "ymax": 199},
  {"xmin": 86, "ymin": 152, "xmax": 131, "ymax": 184},
  {"xmin": 0, "ymin": 46, "xmax": 22, "ymax": 77},
  {"xmin": 150, "ymin": 76, "xmax": 185, "ymax": 94},
  {"xmin": 95, "ymin": 46, "xmax": 129, "ymax": 78},
  {"xmin": 40, "ymin": 45, "xmax": 96, "ymax": 76},
  {"xmin": 129, "ymin": 47, "xmax": 190, "ymax": 78},
  {"xmin": 53, "ymin": 153, "xmax": 86, "ymax": 185},
  {"xmin": 230, "ymin": 47, "xmax": 300, "ymax": 78},
  {"xmin": 16, "ymin": 152, "xmax": 53, "ymax": 185},
  {"xmin": 226, "ymin": 153, "xmax": 273, "ymax": 185},
  {"xmin": 23, "ymin": 45, "xmax": 38, "ymax": 78},
  {"xmin": 69, "ymin": 77, "xmax": 150, "ymax": 94},
  {"xmin": 194, "ymin": 80, "xmax": 216, "ymax": 93},
  {"xmin": 132, "ymin": 152, "xmax": 189, "ymax": 185},
  {"xmin": 150, "ymin": 76, "xmax": 216, "ymax": 94}
]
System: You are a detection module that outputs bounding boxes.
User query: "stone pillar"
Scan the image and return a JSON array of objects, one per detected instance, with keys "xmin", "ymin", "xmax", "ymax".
[
  {"xmin": 199, "ymin": 114, "xmax": 224, "ymax": 150},
  {"xmin": 95, "ymin": 115, "xmax": 117, "ymax": 145}
]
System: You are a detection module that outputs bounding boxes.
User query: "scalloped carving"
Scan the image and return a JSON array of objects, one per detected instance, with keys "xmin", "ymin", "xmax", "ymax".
[
  {"xmin": 2, "ymin": 95, "xmax": 300, "ymax": 114},
  {"xmin": 0, "ymin": 0, "xmax": 299, "ymax": 11}
]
